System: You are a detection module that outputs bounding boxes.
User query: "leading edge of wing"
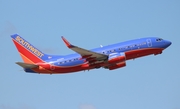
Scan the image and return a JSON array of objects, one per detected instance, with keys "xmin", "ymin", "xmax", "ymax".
[{"xmin": 61, "ymin": 36, "xmax": 108, "ymax": 61}]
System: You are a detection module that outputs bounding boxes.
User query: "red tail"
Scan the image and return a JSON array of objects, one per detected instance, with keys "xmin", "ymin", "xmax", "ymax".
[{"xmin": 11, "ymin": 34, "xmax": 46, "ymax": 64}]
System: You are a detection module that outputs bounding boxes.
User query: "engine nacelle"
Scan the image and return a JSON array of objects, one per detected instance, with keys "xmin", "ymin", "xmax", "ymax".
[
  {"xmin": 108, "ymin": 52, "xmax": 126, "ymax": 64},
  {"xmin": 109, "ymin": 61, "xmax": 126, "ymax": 70}
]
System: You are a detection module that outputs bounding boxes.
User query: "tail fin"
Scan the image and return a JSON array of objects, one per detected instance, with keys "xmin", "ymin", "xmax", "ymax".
[{"xmin": 11, "ymin": 34, "xmax": 49, "ymax": 64}]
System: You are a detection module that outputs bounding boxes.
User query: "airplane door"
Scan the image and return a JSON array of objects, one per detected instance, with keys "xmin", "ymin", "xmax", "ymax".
[{"xmin": 146, "ymin": 39, "xmax": 152, "ymax": 47}]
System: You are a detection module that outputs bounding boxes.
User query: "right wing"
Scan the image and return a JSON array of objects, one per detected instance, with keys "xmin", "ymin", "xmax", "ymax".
[{"xmin": 61, "ymin": 36, "xmax": 108, "ymax": 63}]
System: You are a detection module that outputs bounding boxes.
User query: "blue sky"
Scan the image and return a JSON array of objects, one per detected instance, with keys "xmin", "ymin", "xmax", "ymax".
[{"xmin": 0, "ymin": 0, "xmax": 179, "ymax": 109}]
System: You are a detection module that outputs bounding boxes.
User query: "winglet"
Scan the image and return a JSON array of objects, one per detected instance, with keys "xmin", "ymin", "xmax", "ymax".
[{"xmin": 61, "ymin": 36, "xmax": 74, "ymax": 48}]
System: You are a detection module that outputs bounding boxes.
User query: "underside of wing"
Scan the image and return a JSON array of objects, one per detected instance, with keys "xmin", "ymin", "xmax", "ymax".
[{"xmin": 61, "ymin": 36, "xmax": 108, "ymax": 63}]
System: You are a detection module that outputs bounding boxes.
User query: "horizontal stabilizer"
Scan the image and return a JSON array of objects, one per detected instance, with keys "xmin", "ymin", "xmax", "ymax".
[{"xmin": 16, "ymin": 62, "xmax": 39, "ymax": 69}]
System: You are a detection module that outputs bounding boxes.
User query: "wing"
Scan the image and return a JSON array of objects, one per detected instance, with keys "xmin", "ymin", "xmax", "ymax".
[{"xmin": 61, "ymin": 36, "xmax": 108, "ymax": 63}]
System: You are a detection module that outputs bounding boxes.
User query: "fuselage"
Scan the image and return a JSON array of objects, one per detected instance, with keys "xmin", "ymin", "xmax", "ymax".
[{"xmin": 25, "ymin": 37, "xmax": 171, "ymax": 74}]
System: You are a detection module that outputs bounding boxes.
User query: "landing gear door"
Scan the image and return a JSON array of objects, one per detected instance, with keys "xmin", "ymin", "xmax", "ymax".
[{"xmin": 146, "ymin": 39, "xmax": 152, "ymax": 47}]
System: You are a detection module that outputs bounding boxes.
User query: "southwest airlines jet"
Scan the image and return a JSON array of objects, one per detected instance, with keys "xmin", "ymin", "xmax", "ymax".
[{"xmin": 11, "ymin": 34, "xmax": 171, "ymax": 74}]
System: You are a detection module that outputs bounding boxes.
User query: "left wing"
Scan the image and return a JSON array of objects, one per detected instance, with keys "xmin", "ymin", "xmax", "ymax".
[{"xmin": 61, "ymin": 36, "xmax": 108, "ymax": 63}]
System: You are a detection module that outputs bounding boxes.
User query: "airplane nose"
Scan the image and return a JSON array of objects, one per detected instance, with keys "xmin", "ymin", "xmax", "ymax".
[{"xmin": 164, "ymin": 40, "xmax": 172, "ymax": 48}]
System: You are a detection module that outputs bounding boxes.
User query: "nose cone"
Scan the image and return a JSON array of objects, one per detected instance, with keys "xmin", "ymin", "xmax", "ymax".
[{"xmin": 164, "ymin": 40, "xmax": 172, "ymax": 48}]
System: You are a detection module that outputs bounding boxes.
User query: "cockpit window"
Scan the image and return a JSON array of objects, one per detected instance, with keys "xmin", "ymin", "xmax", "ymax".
[{"xmin": 156, "ymin": 38, "xmax": 163, "ymax": 42}]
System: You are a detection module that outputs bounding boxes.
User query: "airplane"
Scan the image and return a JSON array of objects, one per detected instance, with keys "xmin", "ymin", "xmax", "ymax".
[{"xmin": 11, "ymin": 34, "xmax": 172, "ymax": 74}]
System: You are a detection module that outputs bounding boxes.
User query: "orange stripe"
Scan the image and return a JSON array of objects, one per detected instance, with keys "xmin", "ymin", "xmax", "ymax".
[
  {"xmin": 12, "ymin": 39, "xmax": 45, "ymax": 63},
  {"xmin": 19, "ymin": 52, "xmax": 54, "ymax": 74},
  {"xmin": 20, "ymin": 53, "xmax": 33, "ymax": 64}
]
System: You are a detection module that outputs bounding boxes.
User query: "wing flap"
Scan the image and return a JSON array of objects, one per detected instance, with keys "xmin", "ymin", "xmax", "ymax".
[{"xmin": 16, "ymin": 62, "xmax": 39, "ymax": 69}]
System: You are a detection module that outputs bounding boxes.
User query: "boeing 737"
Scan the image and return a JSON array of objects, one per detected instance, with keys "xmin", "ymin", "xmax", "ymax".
[{"xmin": 11, "ymin": 34, "xmax": 171, "ymax": 74}]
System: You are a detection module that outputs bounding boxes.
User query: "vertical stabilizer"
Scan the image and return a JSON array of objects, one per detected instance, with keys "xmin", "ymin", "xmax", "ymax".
[{"xmin": 11, "ymin": 34, "xmax": 48, "ymax": 63}]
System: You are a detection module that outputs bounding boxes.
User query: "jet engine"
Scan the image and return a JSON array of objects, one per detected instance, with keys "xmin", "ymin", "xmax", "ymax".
[
  {"xmin": 105, "ymin": 52, "xmax": 127, "ymax": 70},
  {"xmin": 108, "ymin": 52, "xmax": 126, "ymax": 64}
]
